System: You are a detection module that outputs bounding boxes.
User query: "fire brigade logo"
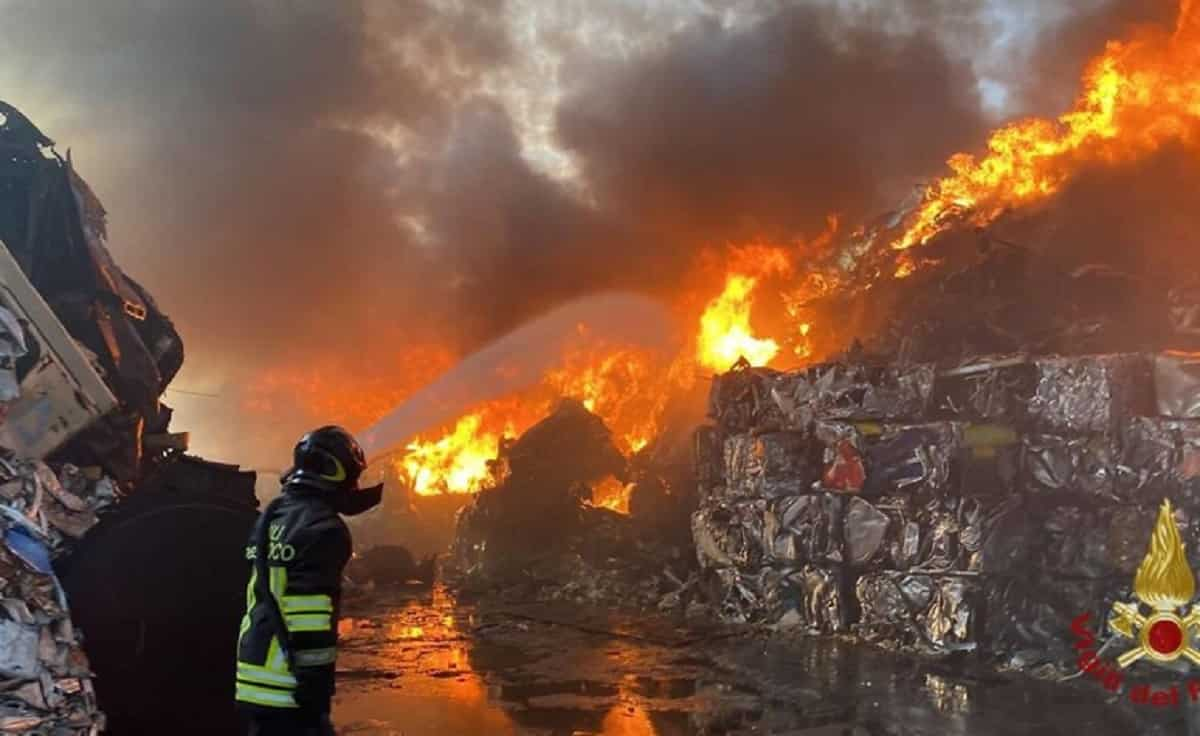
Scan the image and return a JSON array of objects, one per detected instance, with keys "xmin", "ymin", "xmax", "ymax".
[{"xmin": 1109, "ymin": 499, "xmax": 1200, "ymax": 668}]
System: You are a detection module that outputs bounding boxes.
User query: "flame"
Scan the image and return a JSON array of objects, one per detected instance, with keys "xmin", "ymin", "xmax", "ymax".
[
  {"xmin": 402, "ymin": 412, "xmax": 514, "ymax": 495},
  {"xmin": 1134, "ymin": 499, "xmax": 1196, "ymax": 611},
  {"xmin": 395, "ymin": 340, "xmax": 683, "ymax": 496},
  {"xmin": 258, "ymin": 5, "xmax": 1200, "ymax": 509},
  {"xmin": 896, "ymin": 0, "xmax": 1200, "ymax": 250},
  {"xmin": 697, "ymin": 274, "xmax": 779, "ymax": 371},
  {"xmin": 591, "ymin": 477, "xmax": 632, "ymax": 514},
  {"xmin": 397, "ymin": 241, "xmax": 805, "ymax": 497},
  {"xmin": 542, "ymin": 342, "xmax": 670, "ymax": 455}
]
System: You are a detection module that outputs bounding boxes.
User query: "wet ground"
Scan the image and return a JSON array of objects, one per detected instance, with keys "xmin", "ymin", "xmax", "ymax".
[{"xmin": 333, "ymin": 586, "xmax": 1184, "ymax": 735}]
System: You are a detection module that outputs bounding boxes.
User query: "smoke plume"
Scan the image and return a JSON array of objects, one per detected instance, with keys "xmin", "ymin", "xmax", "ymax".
[{"xmin": 0, "ymin": 0, "xmax": 1171, "ymax": 467}]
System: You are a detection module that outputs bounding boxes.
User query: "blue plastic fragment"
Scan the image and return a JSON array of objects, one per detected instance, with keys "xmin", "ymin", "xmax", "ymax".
[{"xmin": 4, "ymin": 524, "xmax": 52, "ymax": 575}]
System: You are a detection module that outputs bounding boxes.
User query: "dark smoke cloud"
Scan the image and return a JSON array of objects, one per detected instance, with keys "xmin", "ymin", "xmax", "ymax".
[
  {"xmin": 555, "ymin": 4, "xmax": 986, "ymax": 275},
  {"xmin": 1, "ymin": 0, "xmax": 512, "ymax": 359},
  {"xmin": 1002, "ymin": 0, "xmax": 1179, "ymax": 115},
  {"xmin": 0, "ymin": 0, "xmax": 517, "ymax": 463},
  {"xmin": 0, "ymin": 0, "xmax": 1144, "ymax": 467}
]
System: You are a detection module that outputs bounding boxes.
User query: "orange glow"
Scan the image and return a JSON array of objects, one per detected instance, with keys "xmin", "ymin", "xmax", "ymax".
[
  {"xmin": 542, "ymin": 342, "xmax": 670, "ymax": 455},
  {"xmin": 395, "ymin": 341, "xmax": 683, "ymax": 496},
  {"xmin": 600, "ymin": 678, "xmax": 658, "ymax": 735},
  {"xmin": 591, "ymin": 477, "xmax": 632, "ymax": 515},
  {"xmin": 397, "ymin": 241, "xmax": 810, "ymax": 496},
  {"xmin": 402, "ymin": 413, "xmax": 513, "ymax": 495},
  {"xmin": 894, "ymin": 256, "xmax": 917, "ymax": 279},
  {"xmin": 244, "ymin": 343, "xmax": 454, "ymax": 430},
  {"xmin": 896, "ymin": 1, "xmax": 1200, "ymax": 250},
  {"xmin": 697, "ymin": 274, "xmax": 779, "ymax": 371},
  {"xmin": 246, "ymin": 7, "xmax": 1200, "ymax": 507}
]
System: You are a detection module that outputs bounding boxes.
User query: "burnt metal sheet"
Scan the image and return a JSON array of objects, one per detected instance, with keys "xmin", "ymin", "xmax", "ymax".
[
  {"xmin": 1021, "ymin": 433, "xmax": 1118, "ymax": 502},
  {"xmin": 1032, "ymin": 505, "xmax": 1171, "ymax": 579},
  {"xmin": 766, "ymin": 362, "xmax": 935, "ymax": 428},
  {"xmin": 1155, "ymin": 352, "xmax": 1200, "ymax": 419},
  {"xmin": 691, "ymin": 501, "xmax": 766, "ymax": 570},
  {"xmin": 856, "ymin": 573, "xmax": 980, "ymax": 654},
  {"xmin": 723, "ymin": 432, "xmax": 815, "ymax": 499},
  {"xmin": 861, "ymin": 422, "xmax": 963, "ymax": 498},
  {"xmin": 0, "ymin": 240, "xmax": 117, "ymax": 459},
  {"xmin": 930, "ymin": 356, "xmax": 1036, "ymax": 424},
  {"xmin": 710, "ymin": 564, "xmax": 846, "ymax": 632},
  {"xmin": 1027, "ymin": 354, "xmax": 1153, "ymax": 435},
  {"xmin": 765, "ymin": 494, "xmax": 844, "ymax": 566},
  {"xmin": 844, "ymin": 496, "xmax": 889, "ymax": 566}
]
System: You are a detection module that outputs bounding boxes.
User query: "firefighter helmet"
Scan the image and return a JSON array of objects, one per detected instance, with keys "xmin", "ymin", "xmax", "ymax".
[{"xmin": 286, "ymin": 426, "xmax": 382, "ymax": 514}]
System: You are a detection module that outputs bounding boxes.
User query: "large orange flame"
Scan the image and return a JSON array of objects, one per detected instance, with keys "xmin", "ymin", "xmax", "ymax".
[
  {"xmin": 897, "ymin": 0, "xmax": 1200, "ymax": 250},
  {"xmin": 393, "ymin": 340, "xmax": 682, "ymax": 499},
  {"xmin": 402, "ymin": 412, "xmax": 512, "ymax": 495},
  {"xmin": 695, "ymin": 243, "xmax": 793, "ymax": 372},
  {"xmin": 696, "ymin": 273, "xmax": 779, "ymax": 372},
  {"xmin": 315, "ymin": 4, "xmax": 1200, "ymax": 504}
]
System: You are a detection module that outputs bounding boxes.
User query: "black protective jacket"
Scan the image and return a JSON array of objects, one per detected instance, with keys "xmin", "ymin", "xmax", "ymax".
[{"xmin": 235, "ymin": 489, "xmax": 351, "ymax": 714}]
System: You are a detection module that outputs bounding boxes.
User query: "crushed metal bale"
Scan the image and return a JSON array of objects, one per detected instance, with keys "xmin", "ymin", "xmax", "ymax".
[{"xmin": 697, "ymin": 351, "xmax": 1200, "ymax": 668}]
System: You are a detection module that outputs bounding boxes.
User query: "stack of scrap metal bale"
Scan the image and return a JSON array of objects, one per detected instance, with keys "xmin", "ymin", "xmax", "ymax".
[{"xmin": 696, "ymin": 351, "xmax": 1200, "ymax": 669}]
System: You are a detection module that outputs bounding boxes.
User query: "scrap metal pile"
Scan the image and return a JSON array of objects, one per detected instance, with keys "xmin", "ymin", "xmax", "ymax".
[
  {"xmin": 0, "ymin": 306, "xmax": 108, "ymax": 732},
  {"xmin": 0, "ymin": 101, "xmax": 253, "ymax": 734},
  {"xmin": 0, "ymin": 101, "xmax": 186, "ymax": 487},
  {"xmin": 696, "ymin": 351, "xmax": 1200, "ymax": 669}
]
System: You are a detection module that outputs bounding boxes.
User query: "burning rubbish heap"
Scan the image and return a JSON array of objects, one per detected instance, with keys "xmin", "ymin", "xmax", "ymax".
[
  {"xmin": 450, "ymin": 398, "xmax": 702, "ymax": 610},
  {"xmin": 0, "ymin": 101, "xmax": 257, "ymax": 735}
]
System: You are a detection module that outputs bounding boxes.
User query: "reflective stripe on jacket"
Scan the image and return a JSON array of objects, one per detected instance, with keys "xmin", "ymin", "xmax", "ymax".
[{"xmin": 235, "ymin": 490, "xmax": 351, "ymax": 711}]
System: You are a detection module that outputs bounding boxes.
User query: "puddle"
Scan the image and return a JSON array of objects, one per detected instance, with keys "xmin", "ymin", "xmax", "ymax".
[{"xmin": 333, "ymin": 586, "xmax": 1171, "ymax": 735}]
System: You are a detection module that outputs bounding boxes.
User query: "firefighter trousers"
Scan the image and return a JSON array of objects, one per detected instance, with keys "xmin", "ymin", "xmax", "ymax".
[{"xmin": 245, "ymin": 710, "xmax": 335, "ymax": 736}]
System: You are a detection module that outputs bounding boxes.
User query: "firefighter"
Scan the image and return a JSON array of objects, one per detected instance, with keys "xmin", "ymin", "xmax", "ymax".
[{"xmin": 235, "ymin": 426, "xmax": 383, "ymax": 735}]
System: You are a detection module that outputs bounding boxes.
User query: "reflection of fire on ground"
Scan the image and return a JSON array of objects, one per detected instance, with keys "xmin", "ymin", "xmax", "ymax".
[{"xmin": 338, "ymin": 586, "xmax": 500, "ymax": 718}]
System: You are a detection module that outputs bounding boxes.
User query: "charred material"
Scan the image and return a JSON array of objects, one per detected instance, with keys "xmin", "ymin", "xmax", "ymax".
[
  {"xmin": 0, "ymin": 101, "xmax": 183, "ymax": 486},
  {"xmin": 345, "ymin": 545, "xmax": 436, "ymax": 587},
  {"xmin": 450, "ymin": 400, "xmax": 699, "ymax": 610}
]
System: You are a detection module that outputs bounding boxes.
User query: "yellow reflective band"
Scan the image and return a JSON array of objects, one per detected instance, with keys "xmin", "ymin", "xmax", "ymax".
[
  {"xmin": 235, "ymin": 682, "xmax": 298, "ymax": 709},
  {"xmin": 319, "ymin": 454, "xmax": 347, "ymax": 482},
  {"xmin": 267, "ymin": 636, "xmax": 289, "ymax": 672},
  {"xmin": 237, "ymin": 663, "xmax": 296, "ymax": 688},
  {"xmin": 270, "ymin": 566, "xmax": 287, "ymax": 596},
  {"xmin": 281, "ymin": 594, "xmax": 333, "ymax": 614},
  {"xmin": 286, "ymin": 613, "xmax": 332, "ymax": 632},
  {"xmin": 238, "ymin": 570, "xmax": 258, "ymax": 644},
  {"xmin": 294, "ymin": 647, "xmax": 337, "ymax": 666}
]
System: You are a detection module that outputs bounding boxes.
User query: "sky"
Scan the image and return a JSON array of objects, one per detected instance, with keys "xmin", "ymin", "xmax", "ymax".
[{"xmin": 0, "ymin": 0, "xmax": 1177, "ymax": 470}]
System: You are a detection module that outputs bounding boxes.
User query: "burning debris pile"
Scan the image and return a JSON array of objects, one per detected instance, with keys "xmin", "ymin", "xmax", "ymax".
[
  {"xmin": 695, "ymin": 347, "xmax": 1200, "ymax": 671},
  {"xmin": 449, "ymin": 399, "xmax": 702, "ymax": 610}
]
